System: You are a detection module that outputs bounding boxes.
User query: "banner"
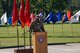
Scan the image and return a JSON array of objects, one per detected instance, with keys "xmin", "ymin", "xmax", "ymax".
[
  {"xmin": 24, "ymin": 0, "xmax": 31, "ymax": 27},
  {"xmin": 19, "ymin": 0, "xmax": 25, "ymax": 28},
  {"xmin": 12, "ymin": 0, "xmax": 19, "ymax": 27},
  {"xmin": 1, "ymin": 12, "xmax": 7, "ymax": 25}
]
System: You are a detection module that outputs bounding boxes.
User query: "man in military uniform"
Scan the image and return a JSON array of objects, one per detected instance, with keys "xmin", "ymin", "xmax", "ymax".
[{"xmin": 29, "ymin": 16, "xmax": 45, "ymax": 32}]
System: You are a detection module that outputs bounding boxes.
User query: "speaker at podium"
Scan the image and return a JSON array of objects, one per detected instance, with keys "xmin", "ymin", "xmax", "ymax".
[{"xmin": 32, "ymin": 32, "xmax": 48, "ymax": 53}]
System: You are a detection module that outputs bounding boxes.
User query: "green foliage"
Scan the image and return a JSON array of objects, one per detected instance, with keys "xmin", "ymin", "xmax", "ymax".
[
  {"xmin": 30, "ymin": 0, "xmax": 70, "ymax": 14},
  {"xmin": 0, "ymin": 0, "xmax": 4, "ymax": 16},
  {"xmin": 0, "ymin": 0, "xmax": 69, "ymax": 17},
  {"xmin": 0, "ymin": 0, "xmax": 13, "ymax": 18}
]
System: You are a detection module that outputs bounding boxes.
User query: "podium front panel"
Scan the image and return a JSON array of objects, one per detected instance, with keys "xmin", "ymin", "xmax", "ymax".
[{"xmin": 32, "ymin": 32, "xmax": 48, "ymax": 53}]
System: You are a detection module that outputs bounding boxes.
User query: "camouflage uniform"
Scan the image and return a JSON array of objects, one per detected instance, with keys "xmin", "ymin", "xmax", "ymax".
[{"xmin": 29, "ymin": 16, "xmax": 45, "ymax": 32}]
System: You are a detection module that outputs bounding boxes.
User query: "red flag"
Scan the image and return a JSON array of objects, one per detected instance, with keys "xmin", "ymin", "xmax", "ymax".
[
  {"xmin": 24, "ymin": 0, "xmax": 31, "ymax": 27},
  {"xmin": 19, "ymin": 0, "xmax": 25, "ymax": 28},
  {"xmin": 67, "ymin": 9, "xmax": 72, "ymax": 21},
  {"xmin": 30, "ymin": 12, "xmax": 36, "ymax": 23},
  {"xmin": 12, "ymin": 0, "xmax": 19, "ymax": 27}
]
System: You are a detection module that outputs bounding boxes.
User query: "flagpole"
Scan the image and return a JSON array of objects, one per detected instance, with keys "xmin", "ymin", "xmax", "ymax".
[
  {"xmin": 16, "ymin": 22, "xmax": 19, "ymax": 49},
  {"xmin": 6, "ymin": 22, "xmax": 9, "ymax": 36},
  {"xmin": 23, "ymin": 27, "xmax": 26, "ymax": 49},
  {"xmin": 71, "ymin": 23, "xmax": 73, "ymax": 36},
  {"xmin": 62, "ymin": 17, "xmax": 64, "ymax": 36},
  {"xmin": 53, "ymin": 24, "xmax": 54, "ymax": 36},
  {"xmin": 29, "ymin": 30, "xmax": 32, "ymax": 49},
  {"xmin": 62, "ymin": 23, "xmax": 63, "ymax": 36}
]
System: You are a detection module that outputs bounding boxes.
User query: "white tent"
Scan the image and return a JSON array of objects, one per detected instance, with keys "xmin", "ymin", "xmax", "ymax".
[
  {"xmin": 70, "ymin": 10, "xmax": 80, "ymax": 23},
  {"xmin": 1, "ymin": 12, "xmax": 7, "ymax": 25}
]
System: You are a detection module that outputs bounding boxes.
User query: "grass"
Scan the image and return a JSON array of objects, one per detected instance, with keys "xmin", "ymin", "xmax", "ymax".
[{"xmin": 0, "ymin": 24, "xmax": 80, "ymax": 47}]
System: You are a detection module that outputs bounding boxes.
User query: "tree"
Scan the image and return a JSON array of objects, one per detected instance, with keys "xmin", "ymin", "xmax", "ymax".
[
  {"xmin": 0, "ymin": 0, "xmax": 70, "ymax": 17},
  {"xmin": 0, "ymin": 0, "xmax": 13, "ymax": 18}
]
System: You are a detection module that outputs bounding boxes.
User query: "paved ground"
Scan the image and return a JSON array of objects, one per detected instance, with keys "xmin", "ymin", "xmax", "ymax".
[{"xmin": 0, "ymin": 43, "xmax": 80, "ymax": 53}]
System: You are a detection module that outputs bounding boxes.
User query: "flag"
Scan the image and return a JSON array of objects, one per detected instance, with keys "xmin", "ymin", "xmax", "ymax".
[
  {"xmin": 44, "ymin": 13, "xmax": 51, "ymax": 23},
  {"xmin": 1, "ymin": 12, "xmax": 7, "ymax": 25},
  {"xmin": 67, "ymin": 9, "xmax": 72, "ymax": 20},
  {"xmin": 45, "ymin": 12, "xmax": 57, "ymax": 24},
  {"xmin": 7, "ymin": 15, "xmax": 21, "ymax": 25},
  {"xmin": 38, "ymin": 12, "xmax": 44, "ymax": 17},
  {"xmin": 38, "ymin": 12, "xmax": 44, "ymax": 23},
  {"xmin": 62, "ymin": 13, "xmax": 68, "ymax": 23},
  {"xmin": 19, "ymin": 0, "xmax": 25, "ymax": 28},
  {"xmin": 51, "ymin": 15, "xmax": 57, "ymax": 24},
  {"xmin": 30, "ymin": 12, "xmax": 36, "ymax": 23},
  {"xmin": 70, "ymin": 11, "xmax": 80, "ymax": 23},
  {"xmin": 8, "ymin": 15, "xmax": 12, "ymax": 25},
  {"xmin": 50, "ymin": 12, "xmax": 57, "ymax": 24},
  {"xmin": 45, "ymin": 12, "xmax": 54, "ymax": 23},
  {"xmin": 56, "ymin": 11, "xmax": 62, "ymax": 21},
  {"xmin": 12, "ymin": 0, "xmax": 19, "ymax": 27},
  {"xmin": 24, "ymin": 0, "xmax": 31, "ymax": 27}
]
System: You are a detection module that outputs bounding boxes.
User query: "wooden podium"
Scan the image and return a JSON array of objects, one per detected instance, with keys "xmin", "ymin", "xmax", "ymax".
[{"xmin": 32, "ymin": 32, "xmax": 48, "ymax": 53}]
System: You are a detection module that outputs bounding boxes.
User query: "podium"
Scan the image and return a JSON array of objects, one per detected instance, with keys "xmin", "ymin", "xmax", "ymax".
[{"xmin": 32, "ymin": 32, "xmax": 48, "ymax": 53}]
